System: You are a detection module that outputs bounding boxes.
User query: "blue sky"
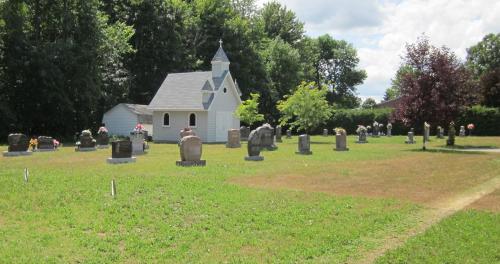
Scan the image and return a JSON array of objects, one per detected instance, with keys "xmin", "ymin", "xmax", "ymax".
[{"xmin": 257, "ymin": 0, "xmax": 500, "ymax": 102}]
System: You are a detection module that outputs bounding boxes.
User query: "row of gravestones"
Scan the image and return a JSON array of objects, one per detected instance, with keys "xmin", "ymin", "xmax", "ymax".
[
  {"xmin": 404, "ymin": 122, "xmax": 467, "ymax": 146},
  {"xmin": 3, "ymin": 134, "xmax": 60, "ymax": 156}
]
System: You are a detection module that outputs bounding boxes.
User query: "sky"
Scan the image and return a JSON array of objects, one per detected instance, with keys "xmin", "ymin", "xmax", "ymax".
[{"xmin": 256, "ymin": 0, "xmax": 500, "ymax": 102}]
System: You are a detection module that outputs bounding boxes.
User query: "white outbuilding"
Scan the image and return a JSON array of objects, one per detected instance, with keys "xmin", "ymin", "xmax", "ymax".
[
  {"xmin": 102, "ymin": 104, "xmax": 153, "ymax": 137},
  {"xmin": 148, "ymin": 41, "xmax": 242, "ymax": 143}
]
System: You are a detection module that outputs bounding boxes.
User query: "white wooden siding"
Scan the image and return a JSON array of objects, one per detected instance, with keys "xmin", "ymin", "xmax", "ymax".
[{"xmin": 102, "ymin": 105, "xmax": 139, "ymax": 136}]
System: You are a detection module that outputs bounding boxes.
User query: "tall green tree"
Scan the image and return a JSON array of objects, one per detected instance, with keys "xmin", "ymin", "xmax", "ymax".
[
  {"xmin": 277, "ymin": 81, "xmax": 332, "ymax": 134},
  {"xmin": 361, "ymin": 98, "xmax": 377, "ymax": 109},
  {"xmin": 257, "ymin": 1, "xmax": 304, "ymax": 45},
  {"xmin": 298, "ymin": 35, "xmax": 366, "ymax": 108},
  {"xmin": 235, "ymin": 93, "xmax": 264, "ymax": 126},
  {"xmin": 467, "ymin": 33, "xmax": 500, "ymax": 107},
  {"xmin": 126, "ymin": 0, "xmax": 190, "ymax": 104},
  {"xmin": 260, "ymin": 37, "xmax": 302, "ymax": 120},
  {"xmin": 383, "ymin": 65, "xmax": 412, "ymax": 101}
]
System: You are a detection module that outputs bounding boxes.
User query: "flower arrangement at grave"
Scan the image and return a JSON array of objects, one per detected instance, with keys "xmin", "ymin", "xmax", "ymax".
[
  {"xmin": 29, "ymin": 137, "xmax": 38, "ymax": 150},
  {"xmin": 424, "ymin": 122, "xmax": 430, "ymax": 128},
  {"xmin": 387, "ymin": 123, "xmax": 392, "ymax": 129},
  {"xmin": 467, "ymin": 123, "xmax": 474, "ymax": 136},
  {"xmin": 53, "ymin": 139, "xmax": 60, "ymax": 149},
  {"xmin": 335, "ymin": 127, "xmax": 346, "ymax": 135},
  {"xmin": 356, "ymin": 125, "xmax": 367, "ymax": 134},
  {"xmin": 366, "ymin": 125, "xmax": 371, "ymax": 132},
  {"xmin": 81, "ymin": 129, "xmax": 92, "ymax": 137},
  {"xmin": 98, "ymin": 126, "xmax": 108, "ymax": 134},
  {"xmin": 133, "ymin": 123, "xmax": 145, "ymax": 133}
]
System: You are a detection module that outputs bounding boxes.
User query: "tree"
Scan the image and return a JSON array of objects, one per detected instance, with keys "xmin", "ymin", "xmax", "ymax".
[
  {"xmin": 361, "ymin": 98, "xmax": 377, "ymax": 109},
  {"xmin": 466, "ymin": 33, "xmax": 500, "ymax": 107},
  {"xmin": 383, "ymin": 65, "xmax": 412, "ymax": 101},
  {"xmin": 394, "ymin": 37, "xmax": 480, "ymax": 128},
  {"xmin": 235, "ymin": 93, "xmax": 264, "ymax": 126},
  {"xmin": 260, "ymin": 37, "xmax": 302, "ymax": 120},
  {"xmin": 257, "ymin": 1, "xmax": 304, "ymax": 45},
  {"xmin": 277, "ymin": 81, "xmax": 332, "ymax": 134},
  {"xmin": 298, "ymin": 35, "xmax": 366, "ymax": 108}
]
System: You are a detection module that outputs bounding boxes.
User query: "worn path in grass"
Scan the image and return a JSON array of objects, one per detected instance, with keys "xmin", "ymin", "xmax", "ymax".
[{"xmin": 356, "ymin": 175, "xmax": 500, "ymax": 264}]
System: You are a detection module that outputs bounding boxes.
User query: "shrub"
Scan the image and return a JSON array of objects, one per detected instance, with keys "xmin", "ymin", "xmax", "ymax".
[{"xmin": 457, "ymin": 105, "xmax": 500, "ymax": 136}]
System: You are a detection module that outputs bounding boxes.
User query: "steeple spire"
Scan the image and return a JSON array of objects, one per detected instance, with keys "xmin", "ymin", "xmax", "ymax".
[{"xmin": 211, "ymin": 39, "xmax": 230, "ymax": 77}]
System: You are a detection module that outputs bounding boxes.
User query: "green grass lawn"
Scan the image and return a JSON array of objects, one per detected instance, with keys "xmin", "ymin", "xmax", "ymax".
[
  {"xmin": 375, "ymin": 210, "xmax": 500, "ymax": 264},
  {"xmin": 0, "ymin": 135, "xmax": 498, "ymax": 263}
]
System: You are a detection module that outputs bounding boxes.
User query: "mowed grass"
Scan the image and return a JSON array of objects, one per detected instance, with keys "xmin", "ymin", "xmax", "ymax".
[
  {"xmin": 0, "ymin": 135, "xmax": 498, "ymax": 263},
  {"xmin": 375, "ymin": 210, "xmax": 500, "ymax": 264}
]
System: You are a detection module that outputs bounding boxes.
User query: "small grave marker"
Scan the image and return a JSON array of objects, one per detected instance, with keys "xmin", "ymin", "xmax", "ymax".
[
  {"xmin": 111, "ymin": 179, "xmax": 116, "ymax": 197},
  {"xmin": 24, "ymin": 168, "xmax": 29, "ymax": 182}
]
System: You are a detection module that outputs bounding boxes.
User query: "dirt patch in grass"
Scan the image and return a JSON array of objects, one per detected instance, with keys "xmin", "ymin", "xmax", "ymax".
[
  {"xmin": 467, "ymin": 189, "xmax": 500, "ymax": 212},
  {"xmin": 230, "ymin": 153, "xmax": 500, "ymax": 205}
]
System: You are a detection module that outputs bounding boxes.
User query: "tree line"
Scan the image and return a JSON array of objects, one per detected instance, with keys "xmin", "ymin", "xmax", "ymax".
[{"xmin": 0, "ymin": 0, "xmax": 367, "ymax": 139}]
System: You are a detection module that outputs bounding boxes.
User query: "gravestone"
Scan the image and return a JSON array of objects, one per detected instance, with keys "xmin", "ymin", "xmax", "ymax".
[
  {"xmin": 436, "ymin": 126, "xmax": 444, "ymax": 139},
  {"xmin": 459, "ymin": 126, "xmax": 466, "ymax": 137},
  {"xmin": 96, "ymin": 128, "xmax": 109, "ymax": 149},
  {"xmin": 372, "ymin": 121, "xmax": 380, "ymax": 137},
  {"xmin": 356, "ymin": 126, "xmax": 368, "ymax": 143},
  {"xmin": 296, "ymin": 134, "xmax": 312, "ymax": 155},
  {"xmin": 323, "ymin": 129, "xmax": 329, "ymax": 137},
  {"xmin": 76, "ymin": 130, "xmax": 97, "ymax": 151},
  {"xmin": 405, "ymin": 128, "xmax": 416, "ymax": 144},
  {"xmin": 275, "ymin": 125, "xmax": 282, "ymax": 142},
  {"xmin": 245, "ymin": 129, "xmax": 264, "ymax": 161},
  {"xmin": 447, "ymin": 122, "xmax": 456, "ymax": 146},
  {"xmin": 387, "ymin": 123, "xmax": 392, "ymax": 137},
  {"xmin": 335, "ymin": 130, "xmax": 349, "ymax": 151},
  {"xmin": 3, "ymin": 133, "xmax": 32, "ymax": 157},
  {"xmin": 240, "ymin": 126, "xmax": 250, "ymax": 141},
  {"xmin": 259, "ymin": 124, "xmax": 277, "ymax": 151},
  {"xmin": 177, "ymin": 135, "xmax": 206, "ymax": 166},
  {"xmin": 286, "ymin": 129, "xmax": 292, "ymax": 139},
  {"xmin": 424, "ymin": 122, "xmax": 430, "ymax": 142},
  {"xmin": 130, "ymin": 132, "xmax": 146, "ymax": 155},
  {"xmin": 107, "ymin": 141, "xmax": 136, "ymax": 164},
  {"xmin": 226, "ymin": 129, "xmax": 241, "ymax": 148},
  {"xmin": 37, "ymin": 136, "xmax": 56, "ymax": 151}
]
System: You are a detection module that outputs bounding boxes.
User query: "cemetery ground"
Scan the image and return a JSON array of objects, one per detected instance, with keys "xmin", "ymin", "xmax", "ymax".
[{"xmin": 0, "ymin": 136, "xmax": 499, "ymax": 263}]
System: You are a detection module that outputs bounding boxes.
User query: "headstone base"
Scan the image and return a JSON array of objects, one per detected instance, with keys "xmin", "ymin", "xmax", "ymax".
[
  {"xmin": 295, "ymin": 151, "xmax": 313, "ymax": 155},
  {"xmin": 34, "ymin": 148, "xmax": 57, "ymax": 152},
  {"xmin": 3, "ymin": 151, "xmax": 33, "ymax": 157},
  {"xmin": 97, "ymin": 145, "xmax": 110, "ymax": 149},
  {"xmin": 263, "ymin": 146, "xmax": 278, "ymax": 151},
  {"xmin": 226, "ymin": 143, "xmax": 241, "ymax": 148},
  {"xmin": 335, "ymin": 148, "xmax": 349, "ymax": 151},
  {"xmin": 245, "ymin": 156, "xmax": 264, "ymax": 161},
  {"xmin": 75, "ymin": 147, "xmax": 97, "ymax": 152},
  {"xmin": 176, "ymin": 160, "xmax": 206, "ymax": 167},
  {"xmin": 355, "ymin": 141, "xmax": 368, "ymax": 144},
  {"xmin": 107, "ymin": 157, "xmax": 136, "ymax": 164},
  {"xmin": 405, "ymin": 141, "xmax": 416, "ymax": 144}
]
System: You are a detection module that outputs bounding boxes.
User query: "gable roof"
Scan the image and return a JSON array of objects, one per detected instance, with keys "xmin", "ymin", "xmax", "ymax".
[
  {"xmin": 211, "ymin": 46, "xmax": 230, "ymax": 62},
  {"xmin": 123, "ymin": 104, "xmax": 152, "ymax": 116},
  {"xmin": 149, "ymin": 71, "xmax": 212, "ymax": 111}
]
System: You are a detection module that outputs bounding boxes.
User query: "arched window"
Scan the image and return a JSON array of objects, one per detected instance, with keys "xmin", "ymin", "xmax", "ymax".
[
  {"xmin": 223, "ymin": 87, "xmax": 227, "ymax": 93},
  {"xmin": 189, "ymin": 113, "xmax": 196, "ymax": 127},
  {"xmin": 163, "ymin": 113, "xmax": 170, "ymax": 126}
]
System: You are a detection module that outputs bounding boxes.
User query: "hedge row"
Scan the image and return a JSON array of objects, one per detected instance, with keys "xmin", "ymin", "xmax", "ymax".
[{"xmin": 309, "ymin": 106, "xmax": 500, "ymax": 136}]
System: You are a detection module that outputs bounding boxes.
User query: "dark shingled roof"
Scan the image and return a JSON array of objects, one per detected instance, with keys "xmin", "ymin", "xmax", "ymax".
[{"xmin": 211, "ymin": 46, "xmax": 230, "ymax": 62}]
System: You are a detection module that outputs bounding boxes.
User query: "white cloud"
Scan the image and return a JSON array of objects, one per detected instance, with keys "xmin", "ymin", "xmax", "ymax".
[{"xmin": 257, "ymin": 0, "xmax": 500, "ymax": 101}]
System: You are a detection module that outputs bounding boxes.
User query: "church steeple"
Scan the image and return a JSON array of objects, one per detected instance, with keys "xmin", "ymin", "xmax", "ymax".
[{"xmin": 211, "ymin": 39, "xmax": 230, "ymax": 77}]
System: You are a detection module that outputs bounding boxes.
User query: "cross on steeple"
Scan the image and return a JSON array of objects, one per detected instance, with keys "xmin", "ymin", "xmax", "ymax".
[{"xmin": 219, "ymin": 39, "xmax": 223, "ymax": 47}]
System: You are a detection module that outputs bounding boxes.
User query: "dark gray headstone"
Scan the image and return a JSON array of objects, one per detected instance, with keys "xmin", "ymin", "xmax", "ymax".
[
  {"xmin": 111, "ymin": 141, "xmax": 132, "ymax": 159},
  {"xmin": 37, "ymin": 136, "xmax": 55, "ymax": 150},
  {"xmin": 275, "ymin": 125, "xmax": 282, "ymax": 142},
  {"xmin": 97, "ymin": 131, "xmax": 109, "ymax": 146},
  {"xmin": 245, "ymin": 129, "xmax": 263, "ymax": 161},
  {"xmin": 7, "ymin": 133, "xmax": 29, "ymax": 152},
  {"xmin": 240, "ymin": 126, "xmax": 250, "ymax": 141},
  {"xmin": 296, "ymin": 134, "xmax": 312, "ymax": 155}
]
